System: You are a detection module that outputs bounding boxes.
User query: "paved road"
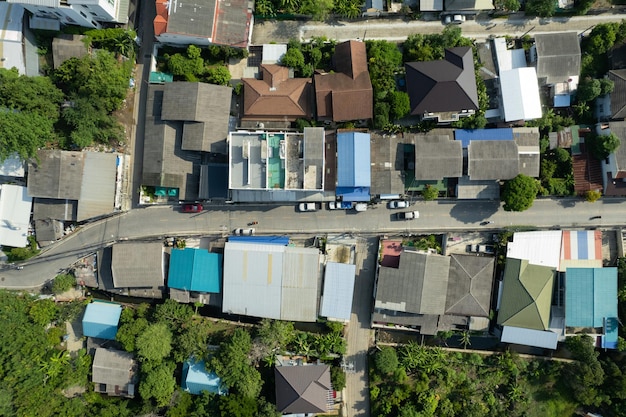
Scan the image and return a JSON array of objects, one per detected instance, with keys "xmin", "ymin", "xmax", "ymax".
[
  {"xmin": 345, "ymin": 237, "xmax": 377, "ymax": 417},
  {"xmin": 1, "ymin": 197, "xmax": 620, "ymax": 288},
  {"xmin": 252, "ymin": 13, "xmax": 626, "ymax": 43}
]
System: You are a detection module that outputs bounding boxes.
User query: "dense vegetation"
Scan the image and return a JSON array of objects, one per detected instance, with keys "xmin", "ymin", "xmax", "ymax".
[
  {"xmin": 282, "ymin": 37, "xmax": 337, "ymax": 78},
  {"xmin": 254, "ymin": 0, "xmax": 363, "ymax": 20},
  {"xmin": 538, "ymin": 147, "xmax": 574, "ymax": 197},
  {"xmin": 0, "ymin": 293, "xmax": 346, "ymax": 416},
  {"xmin": 158, "ymin": 44, "xmax": 246, "ymax": 84},
  {"xmin": 370, "ymin": 338, "xmax": 626, "ymax": 417}
]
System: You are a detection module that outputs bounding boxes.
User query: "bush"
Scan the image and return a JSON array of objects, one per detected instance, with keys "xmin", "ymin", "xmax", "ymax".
[
  {"xmin": 330, "ymin": 366, "xmax": 346, "ymax": 391},
  {"xmin": 585, "ymin": 190, "xmax": 602, "ymax": 202},
  {"xmin": 422, "ymin": 185, "xmax": 438, "ymax": 201},
  {"xmin": 52, "ymin": 274, "xmax": 76, "ymax": 294},
  {"xmin": 586, "ymin": 132, "xmax": 620, "ymax": 160},
  {"xmin": 374, "ymin": 347, "xmax": 399, "ymax": 375}
]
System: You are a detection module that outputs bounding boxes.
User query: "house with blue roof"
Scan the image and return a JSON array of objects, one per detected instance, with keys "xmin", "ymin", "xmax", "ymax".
[
  {"xmin": 168, "ymin": 248, "xmax": 222, "ymax": 294},
  {"xmin": 336, "ymin": 132, "xmax": 371, "ymax": 202},
  {"xmin": 565, "ymin": 267, "xmax": 619, "ymax": 349},
  {"xmin": 82, "ymin": 301, "xmax": 122, "ymax": 340},
  {"xmin": 182, "ymin": 359, "xmax": 227, "ymax": 396}
]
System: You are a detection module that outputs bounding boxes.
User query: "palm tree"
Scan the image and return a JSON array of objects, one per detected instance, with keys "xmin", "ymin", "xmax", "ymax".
[
  {"xmin": 255, "ymin": 0, "xmax": 276, "ymax": 17},
  {"xmin": 460, "ymin": 331, "xmax": 471, "ymax": 349},
  {"xmin": 400, "ymin": 341, "xmax": 426, "ymax": 371}
]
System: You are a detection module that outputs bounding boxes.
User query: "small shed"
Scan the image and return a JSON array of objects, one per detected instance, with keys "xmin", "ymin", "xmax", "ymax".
[
  {"xmin": 320, "ymin": 262, "xmax": 356, "ymax": 322},
  {"xmin": 82, "ymin": 301, "xmax": 122, "ymax": 340},
  {"xmin": 92, "ymin": 348, "xmax": 138, "ymax": 397},
  {"xmin": 168, "ymin": 248, "xmax": 222, "ymax": 293},
  {"xmin": 182, "ymin": 359, "xmax": 227, "ymax": 395}
]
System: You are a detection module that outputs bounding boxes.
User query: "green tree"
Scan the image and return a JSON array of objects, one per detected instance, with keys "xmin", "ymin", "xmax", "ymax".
[
  {"xmin": 116, "ymin": 317, "xmax": 149, "ymax": 352},
  {"xmin": 389, "ymin": 91, "xmax": 411, "ymax": 121},
  {"xmin": 0, "ymin": 111, "xmax": 54, "ymax": 162},
  {"xmin": 599, "ymin": 78, "xmax": 615, "ymax": 96},
  {"xmin": 211, "ymin": 328, "xmax": 262, "ymax": 398},
  {"xmin": 257, "ymin": 319, "xmax": 295, "ymax": 354},
  {"xmin": 574, "ymin": 0, "xmax": 594, "ymax": 14},
  {"xmin": 153, "ymin": 299, "xmax": 193, "ymax": 331},
  {"xmin": 576, "ymin": 77, "xmax": 602, "ymax": 102},
  {"xmin": 219, "ymin": 394, "xmax": 257, "ymax": 417},
  {"xmin": 51, "ymin": 274, "xmax": 76, "ymax": 294},
  {"xmin": 139, "ymin": 362, "xmax": 176, "ymax": 407},
  {"xmin": 525, "ymin": 0, "xmax": 556, "ymax": 17},
  {"xmin": 330, "ymin": 366, "xmax": 346, "ymax": 390},
  {"xmin": 254, "ymin": 0, "xmax": 275, "ymax": 16},
  {"xmin": 29, "ymin": 299, "xmax": 58, "ymax": 327},
  {"xmin": 0, "ymin": 68, "xmax": 64, "ymax": 122},
  {"xmin": 375, "ymin": 346, "xmax": 399, "ymax": 375},
  {"xmin": 205, "ymin": 66, "xmax": 231, "ymax": 86},
  {"xmin": 422, "ymin": 185, "xmax": 438, "ymax": 201},
  {"xmin": 501, "ymin": 174, "xmax": 538, "ymax": 212},
  {"xmin": 281, "ymin": 48, "xmax": 305, "ymax": 71},
  {"xmin": 494, "ymin": 0, "xmax": 521, "ymax": 11},
  {"xmin": 299, "ymin": 0, "xmax": 334, "ymax": 20},
  {"xmin": 136, "ymin": 323, "xmax": 172, "ymax": 362},
  {"xmin": 586, "ymin": 132, "xmax": 620, "ymax": 160}
]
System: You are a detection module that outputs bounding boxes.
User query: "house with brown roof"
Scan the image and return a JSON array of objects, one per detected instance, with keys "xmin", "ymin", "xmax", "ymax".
[
  {"xmin": 241, "ymin": 64, "xmax": 312, "ymax": 122},
  {"xmin": 275, "ymin": 364, "xmax": 332, "ymax": 414},
  {"xmin": 405, "ymin": 47, "xmax": 478, "ymax": 123},
  {"xmin": 314, "ymin": 40, "xmax": 373, "ymax": 122}
]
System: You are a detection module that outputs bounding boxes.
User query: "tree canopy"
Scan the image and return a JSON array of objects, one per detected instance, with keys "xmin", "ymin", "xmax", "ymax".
[
  {"xmin": 136, "ymin": 323, "xmax": 173, "ymax": 362},
  {"xmin": 525, "ymin": 0, "xmax": 556, "ymax": 17},
  {"xmin": 586, "ymin": 132, "xmax": 621, "ymax": 160},
  {"xmin": 501, "ymin": 174, "xmax": 539, "ymax": 212}
]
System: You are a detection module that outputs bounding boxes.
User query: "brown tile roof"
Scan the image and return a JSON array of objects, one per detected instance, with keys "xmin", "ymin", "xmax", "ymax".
[
  {"xmin": 314, "ymin": 40, "xmax": 373, "ymax": 122},
  {"xmin": 242, "ymin": 64, "xmax": 312, "ymax": 121}
]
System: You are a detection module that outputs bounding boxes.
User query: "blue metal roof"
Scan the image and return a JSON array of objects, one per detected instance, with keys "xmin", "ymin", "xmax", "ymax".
[
  {"xmin": 454, "ymin": 128, "xmax": 514, "ymax": 149},
  {"xmin": 168, "ymin": 248, "xmax": 222, "ymax": 293},
  {"xmin": 602, "ymin": 317, "xmax": 619, "ymax": 349},
  {"xmin": 228, "ymin": 236, "xmax": 290, "ymax": 246},
  {"xmin": 337, "ymin": 132, "xmax": 371, "ymax": 188},
  {"xmin": 82, "ymin": 301, "xmax": 122, "ymax": 340},
  {"xmin": 336, "ymin": 186, "xmax": 370, "ymax": 202},
  {"xmin": 565, "ymin": 267, "xmax": 618, "ymax": 328},
  {"xmin": 182, "ymin": 360, "xmax": 227, "ymax": 396}
]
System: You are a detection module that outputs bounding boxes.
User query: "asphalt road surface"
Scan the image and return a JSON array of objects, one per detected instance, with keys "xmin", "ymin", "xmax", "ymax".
[
  {"xmin": 0, "ymin": 196, "xmax": 619, "ymax": 289},
  {"xmin": 252, "ymin": 13, "xmax": 626, "ymax": 43}
]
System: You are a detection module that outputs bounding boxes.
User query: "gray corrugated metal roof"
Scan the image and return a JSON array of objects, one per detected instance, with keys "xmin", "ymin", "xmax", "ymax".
[
  {"xmin": 445, "ymin": 254, "xmax": 494, "ymax": 317},
  {"xmin": 28, "ymin": 150, "xmax": 84, "ymax": 200},
  {"xmin": 375, "ymin": 251, "xmax": 450, "ymax": 315},
  {"xmin": 514, "ymin": 127, "xmax": 540, "ymax": 177},
  {"xmin": 414, "ymin": 135, "xmax": 463, "ymax": 180},
  {"xmin": 228, "ymin": 132, "xmax": 265, "ymax": 189},
  {"xmin": 33, "ymin": 198, "xmax": 77, "ymax": 221},
  {"xmin": 92, "ymin": 348, "xmax": 137, "ymax": 392},
  {"xmin": 303, "ymin": 127, "xmax": 325, "ymax": 190},
  {"xmin": 166, "ymin": 0, "xmax": 216, "ymax": 38},
  {"xmin": 161, "ymin": 82, "xmax": 232, "ymax": 153},
  {"xmin": 370, "ymin": 133, "xmax": 405, "ymax": 195},
  {"xmin": 468, "ymin": 140, "xmax": 519, "ymax": 180},
  {"xmin": 534, "ymin": 32, "xmax": 581, "ymax": 84},
  {"xmin": 281, "ymin": 247, "xmax": 321, "ymax": 322},
  {"xmin": 222, "ymin": 242, "xmax": 284, "ymax": 319},
  {"xmin": 142, "ymin": 85, "xmax": 200, "ymax": 200},
  {"xmin": 111, "ymin": 242, "xmax": 164, "ymax": 288},
  {"xmin": 34, "ymin": 218, "xmax": 63, "ymax": 244},
  {"xmin": 372, "ymin": 310, "xmax": 440, "ymax": 334},
  {"xmin": 77, "ymin": 152, "xmax": 117, "ymax": 221}
]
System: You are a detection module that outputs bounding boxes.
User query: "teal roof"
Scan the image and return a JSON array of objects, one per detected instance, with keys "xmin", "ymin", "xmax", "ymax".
[
  {"xmin": 565, "ymin": 267, "xmax": 617, "ymax": 328},
  {"xmin": 82, "ymin": 301, "xmax": 122, "ymax": 340},
  {"xmin": 168, "ymin": 248, "xmax": 222, "ymax": 293},
  {"xmin": 182, "ymin": 360, "xmax": 227, "ymax": 396}
]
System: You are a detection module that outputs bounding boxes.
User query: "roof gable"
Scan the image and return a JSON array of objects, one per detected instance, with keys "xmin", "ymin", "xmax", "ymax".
[
  {"xmin": 445, "ymin": 254, "xmax": 495, "ymax": 317},
  {"xmin": 497, "ymin": 258, "xmax": 555, "ymax": 330},
  {"xmin": 405, "ymin": 47, "xmax": 479, "ymax": 115},
  {"xmin": 275, "ymin": 365, "xmax": 331, "ymax": 414}
]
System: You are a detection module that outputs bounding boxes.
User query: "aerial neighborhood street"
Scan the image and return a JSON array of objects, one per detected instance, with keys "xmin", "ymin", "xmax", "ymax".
[{"xmin": 2, "ymin": 0, "xmax": 626, "ymax": 415}]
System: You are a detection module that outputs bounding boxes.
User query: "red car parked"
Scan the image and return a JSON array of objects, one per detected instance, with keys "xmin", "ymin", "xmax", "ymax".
[{"xmin": 181, "ymin": 203, "xmax": 203, "ymax": 213}]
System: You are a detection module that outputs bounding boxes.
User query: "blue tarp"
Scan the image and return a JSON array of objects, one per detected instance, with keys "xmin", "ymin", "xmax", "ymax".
[
  {"xmin": 82, "ymin": 301, "xmax": 122, "ymax": 340},
  {"xmin": 228, "ymin": 236, "xmax": 290, "ymax": 246},
  {"xmin": 454, "ymin": 128, "xmax": 514, "ymax": 149},
  {"xmin": 168, "ymin": 248, "xmax": 222, "ymax": 293}
]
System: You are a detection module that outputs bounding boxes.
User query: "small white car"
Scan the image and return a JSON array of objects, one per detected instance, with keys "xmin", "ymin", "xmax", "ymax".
[
  {"xmin": 354, "ymin": 203, "xmax": 367, "ymax": 212},
  {"xmin": 397, "ymin": 211, "xmax": 420, "ymax": 220},
  {"xmin": 298, "ymin": 202, "xmax": 317, "ymax": 212},
  {"xmin": 444, "ymin": 14, "xmax": 465, "ymax": 24},
  {"xmin": 387, "ymin": 200, "xmax": 409, "ymax": 209},
  {"xmin": 233, "ymin": 228, "xmax": 255, "ymax": 236}
]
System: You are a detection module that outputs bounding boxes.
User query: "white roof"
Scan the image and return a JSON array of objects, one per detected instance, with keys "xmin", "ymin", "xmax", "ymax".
[
  {"xmin": 0, "ymin": 185, "xmax": 32, "ymax": 247},
  {"xmin": 222, "ymin": 242, "xmax": 321, "ymax": 321},
  {"xmin": 419, "ymin": 0, "xmax": 444, "ymax": 11},
  {"xmin": 320, "ymin": 262, "xmax": 356, "ymax": 322},
  {"xmin": 500, "ymin": 68, "xmax": 542, "ymax": 122},
  {"xmin": 262, "ymin": 44, "xmax": 287, "ymax": 64},
  {"xmin": 501, "ymin": 326, "xmax": 559, "ymax": 350},
  {"xmin": 0, "ymin": 3, "xmax": 25, "ymax": 74},
  {"xmin": 0, "ymin": 154, "xmax": 25, "ymax": 177},
  {"xmin": 507, "ymin": 230, "xmax": 562, "ymax": 268},
  {"xmin": 493, "ymin": 38, "xmax": 527, "ymax": 72}
]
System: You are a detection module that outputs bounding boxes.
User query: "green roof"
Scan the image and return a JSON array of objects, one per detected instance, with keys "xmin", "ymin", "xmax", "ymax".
[
  {"xmin": 168, "ymin": 248, "xmax": 222, "ymax": 293},
  {"xmin": 497, "ymin": 258, "xmax": 555, "ymax": 330}
]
